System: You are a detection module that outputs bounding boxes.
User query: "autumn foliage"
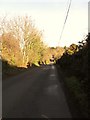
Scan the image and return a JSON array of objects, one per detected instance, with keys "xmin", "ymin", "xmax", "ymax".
[{"xmin": 0, "ymin": 16, "xmax": 64, "ymax": 68}]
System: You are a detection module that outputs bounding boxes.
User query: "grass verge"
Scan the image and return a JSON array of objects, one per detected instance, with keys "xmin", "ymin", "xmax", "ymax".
[{"xmin": 65, "ymin": 76, "xmax": 88, "ymax": 118}]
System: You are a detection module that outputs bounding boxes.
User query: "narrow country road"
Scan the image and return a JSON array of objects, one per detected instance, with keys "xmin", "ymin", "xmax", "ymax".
[{"xmin": 3, "ymin": 65, "xmax": 72, "ymax": 118}]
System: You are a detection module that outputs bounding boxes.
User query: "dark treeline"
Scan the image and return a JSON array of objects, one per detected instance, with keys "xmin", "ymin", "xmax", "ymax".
[{"xmin": 56, "ymin": 33, "xmax": 89, "ymax": 117}]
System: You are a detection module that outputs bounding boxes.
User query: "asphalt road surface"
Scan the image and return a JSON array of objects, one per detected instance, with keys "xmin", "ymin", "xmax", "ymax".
[{"xmin": 3, "ymin": 65, "xmax": 72, "ymax": 118}]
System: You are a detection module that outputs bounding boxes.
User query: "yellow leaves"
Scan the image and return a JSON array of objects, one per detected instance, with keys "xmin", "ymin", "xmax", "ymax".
[{"xmin": 66, "ymin": 43, "xmax": 79, "ymax": 55}]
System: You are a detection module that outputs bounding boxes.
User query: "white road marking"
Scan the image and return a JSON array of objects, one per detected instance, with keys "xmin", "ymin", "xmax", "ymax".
[
  {"xmin": 50, "ymin": 74, "xmax": 56, "ymax": 77},
  {"xmin": 51, "ymin": 65, "xmax": 55, "ymax": 69},
  {"xmin": 45, "ymin": 84, "xmax": 59, "ymax": 96},
  {"xmin": 41, "ymin": 114, "xmax": 48, "ymax": 118}
]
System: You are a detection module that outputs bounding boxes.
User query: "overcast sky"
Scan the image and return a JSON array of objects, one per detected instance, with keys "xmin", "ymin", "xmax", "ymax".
[{"xmin": 0, "ymin": 0, "xmax": 88, "ymax": 47}]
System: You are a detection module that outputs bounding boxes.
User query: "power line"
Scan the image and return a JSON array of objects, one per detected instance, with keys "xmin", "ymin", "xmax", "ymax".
[{"xmin": 58, "ymin": 0, "xmax": 72, "ymax": 46}]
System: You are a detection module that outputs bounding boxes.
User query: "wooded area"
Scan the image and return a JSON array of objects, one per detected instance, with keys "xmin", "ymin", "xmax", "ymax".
[
  {"xmin": 0, "ymin": 16, "xmax": 64, "ymax": 67},
  {"xmin": 0, "ymin": 16, "xmax": 64, "ymax": 78}
]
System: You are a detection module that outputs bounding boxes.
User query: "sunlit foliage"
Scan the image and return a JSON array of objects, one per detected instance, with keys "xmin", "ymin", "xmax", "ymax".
[{"xmin": 0, "ymin": 16, "xmax": 46, "ymax": 67}]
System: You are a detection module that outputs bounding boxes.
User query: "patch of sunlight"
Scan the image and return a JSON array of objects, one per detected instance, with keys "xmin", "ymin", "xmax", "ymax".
[{"xmin": 34, "ymin": 62, "xmax": 40, "ymax": 66}]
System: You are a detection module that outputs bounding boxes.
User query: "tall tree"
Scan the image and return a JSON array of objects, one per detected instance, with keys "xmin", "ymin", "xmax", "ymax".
[
  {"xmin": 1, "ymin": 32, "xmax": 22, "ymax": 66},
  {"xmin": 0, "ymin": 16, "xmax": 46, "ymax": 67}
]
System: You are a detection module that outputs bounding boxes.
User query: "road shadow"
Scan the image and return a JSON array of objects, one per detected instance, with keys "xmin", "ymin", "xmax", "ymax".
[
  {"xmin": 1, "ymin": 58, "xmax": 52, "ymax": 80},
  {"xmin": 1, "ymin": 59, "xmax": 40, "ymax": 80}
]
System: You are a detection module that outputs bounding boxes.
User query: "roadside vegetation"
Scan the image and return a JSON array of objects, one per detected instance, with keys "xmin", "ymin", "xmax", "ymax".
[
  {"xmin": 56, "ymin": 33, "xmax": 89, "ymax": 118},
  {"xmin": 0, "ymin": 15, "xmax": 64, "ymax": 78}
]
